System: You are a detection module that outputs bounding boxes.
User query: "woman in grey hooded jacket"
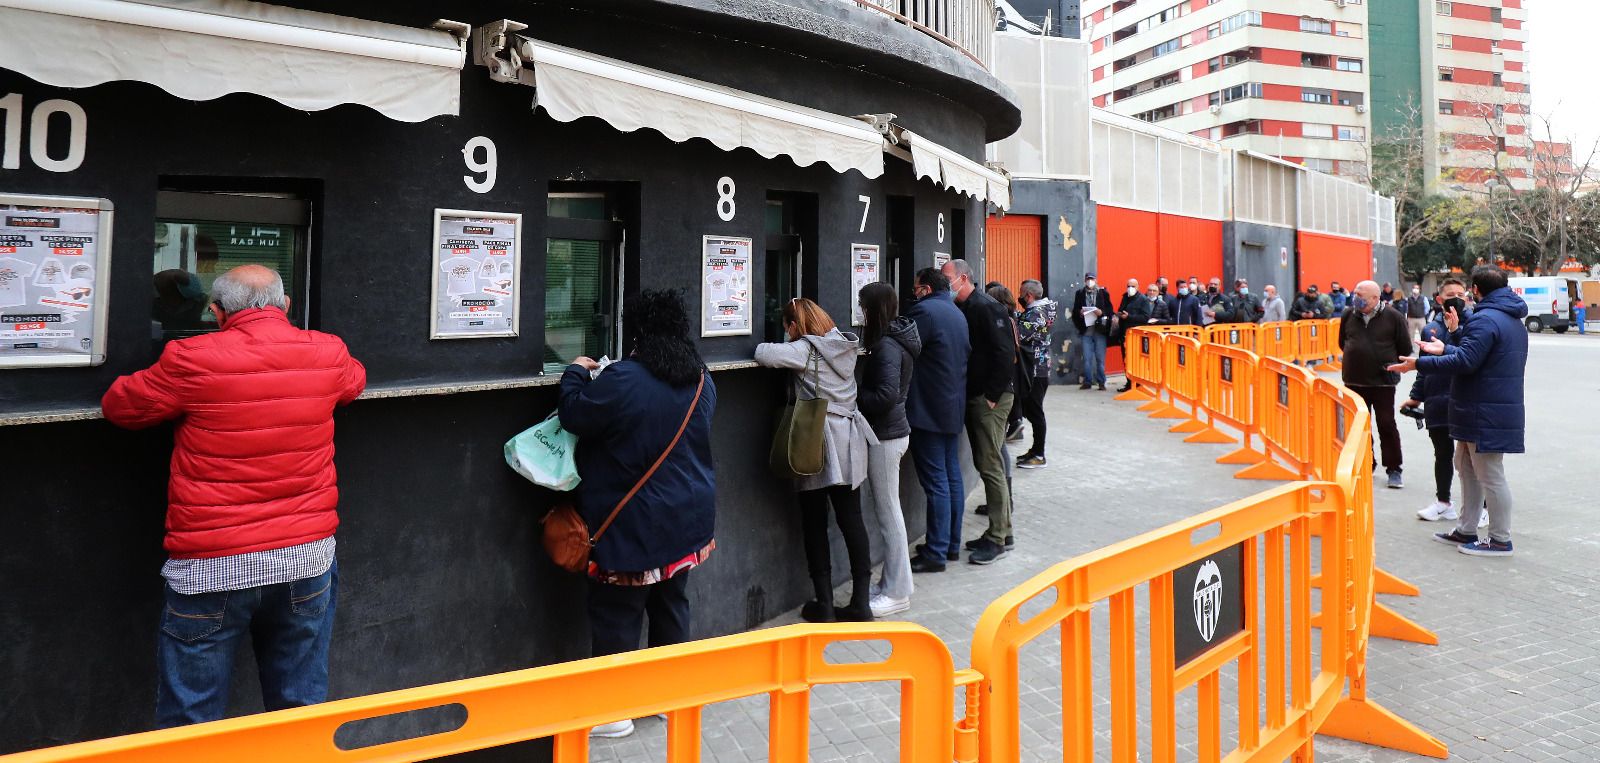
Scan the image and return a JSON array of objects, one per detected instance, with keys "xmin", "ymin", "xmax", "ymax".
[{"xmin": 755, "ymin": 298, "xmax": 878, "ymax": 622}]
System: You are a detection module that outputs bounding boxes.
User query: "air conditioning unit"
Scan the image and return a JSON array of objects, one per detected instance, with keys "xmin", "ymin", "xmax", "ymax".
[
  {"xmin": 1335, "ymin": 0, "xmax": 1347, "ymax": 7},
  {"xmin": 1355, "ymin": 104, "xmax": 1367, "ymax": 113},
  {"xmin": 1209, "ymin": 105, "xmax": 1222, "ymax": 115}
]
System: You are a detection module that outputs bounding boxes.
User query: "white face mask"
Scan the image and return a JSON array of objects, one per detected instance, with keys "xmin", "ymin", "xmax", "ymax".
[
  {"xmin": 1127, "ymin": 287, "xmax": 1138, "ymax": 296},
  {"xmin": 1085, "ymin": 281, "xmax": 1096, "ymax": 290},
  {"xmin": 1178, "ymin": 287, "xmax": 1190, "ymax": 296},
  {"xmin": 1238, "ymin": 288, "xmax": 1249, "ymax": 295}
]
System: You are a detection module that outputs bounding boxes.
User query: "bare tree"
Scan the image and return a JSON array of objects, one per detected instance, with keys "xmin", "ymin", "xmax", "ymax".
[{"xmin": 1493, "ymin": 111, "xmax": 1600, "ymax": 274}]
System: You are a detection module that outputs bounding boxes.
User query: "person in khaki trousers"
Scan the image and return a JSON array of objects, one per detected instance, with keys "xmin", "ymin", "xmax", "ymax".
[{"xmin": 941, "ymin": 259, "xmax": 1015, "ymax": 565}]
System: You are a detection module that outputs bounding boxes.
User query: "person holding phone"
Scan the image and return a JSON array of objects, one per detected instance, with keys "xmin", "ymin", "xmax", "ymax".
[{"xmin": 1404, "ymin": 278, "xmax": 1470, "ymax": 522}]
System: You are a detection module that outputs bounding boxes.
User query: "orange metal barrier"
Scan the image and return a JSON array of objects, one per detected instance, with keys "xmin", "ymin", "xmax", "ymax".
[
  {"xmin": 1294, "ymin": 320, "xmax": 1333, "ymax": 366},
  {"xmin": 3, "ymin": 624, "xmax": 969, "ymax": 763},
  {"xmin": 1204, "ymin": 322, "xmax": 1258, "ymax": 353},
  {"xmin": 1238, "ymin": 356, "xmax": 1314, "ymax": 481},
  {"xmin": 1257, "ymin": 321, "xmax": 1297, "ymax": 361},
  {"xmin": 973, "ymin": 482, "xmax": 1349, "ymax": 763},
  {"xmin": 1152, "ymin": 335, "xmax": 1204, "ymax": 432},
  {"xmin": 1197, "ymin": 343, "xmax": 1268, "ymax": 461},
  {"xmin": 1117, "ymin": 327, "xmax": 1166, "ymax": 403}
]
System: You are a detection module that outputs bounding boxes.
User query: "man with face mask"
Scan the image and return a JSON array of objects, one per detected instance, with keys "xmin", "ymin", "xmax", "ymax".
[
  {"xmin": 1200, "ymin": 278, "xmax": 1226, "ymax": 326},
  {"xmin": 1328, "ymin": 281, "xmax": 1349, "ymax": 312},
  {"xmin": 1071, "ymin": 274, "xmax": 1115, "ymax": 390},
  {"xmin": 1389, "ymin": 266, "xmax": 1527, "ymax": 557},
  {"xmin": 1169, "ymin": 279, "xmax": 1202, "ymax": 326},
  {"xmin": 1223, "ymin": 278, "xmax": 1263, "ymax": 324},
  {"xmin": 1261, "ymin": 284, "xmax": 1287, "ymax": 323},
  {"xmin": 1404, "ymin": 279, "xmax": 1472, "ymax": 522},
  {"xmin": 1337, "ymin": 280, "xmax": 1413, "ymax": 489},
  {"xmin": 1292, "ymin": 285, "xmax": 1326, "ymax": 320},
  {"xmin": 1404, "ymin": 284, "xmax": 1428, "ymax": 338}
]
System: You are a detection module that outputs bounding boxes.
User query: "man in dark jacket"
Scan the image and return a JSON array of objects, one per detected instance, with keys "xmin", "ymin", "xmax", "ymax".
[
  {"xmin": 1293, "ymin": 285, "xmax": 1327, "ymax": 320},
  {"xmin": 1071, "ymin": 273, "xmax": 1115, "ymax": 390},
  {"xmin": 1404, "ymin": 283, "xmax": 1429, "ymax": 339},
  {"xmin": 942, "ymin": 259, "xmax": 1015, "ymax": 565},
  {"xmin": 1403, "ymin": 278, "xmax": 1468, "ymax": 522},
  {"xmin": 1222, "ymin": 278, "xmax": 1263, "ymax": 323},
  {"xmin": 1391, "ymin": 266, "xmax": 1528, "ymax": 557},
  {"xmin": 1338, "ymin": 280, "xmax": 1413, "ymax": 489},
  {"xmin": 904, "ymin": 268, "xmax": 971, "ymax": 573},
  {"xmin": 1168, "ymin": 282, "xmax": 1203, "ymax": 326},
  {"xmin": 1114, "ymin": 279, "xmax": 1155, "ymax": 392}
]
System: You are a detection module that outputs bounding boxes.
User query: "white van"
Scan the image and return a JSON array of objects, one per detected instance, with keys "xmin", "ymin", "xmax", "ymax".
[{"xmin": 1508, "ymin": 276, "xmax": 1578, "ymax": 333}]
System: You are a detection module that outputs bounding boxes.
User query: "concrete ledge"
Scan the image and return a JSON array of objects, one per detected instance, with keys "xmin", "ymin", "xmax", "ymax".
[{"xmin": 0, "ymin": 360, "xmax": 766, "ymax": 427}]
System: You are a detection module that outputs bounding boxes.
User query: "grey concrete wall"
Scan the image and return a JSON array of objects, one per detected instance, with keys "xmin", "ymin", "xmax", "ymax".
[
  {"xmin": 1223, "ymin": 221, "xmax": 1297, "ymax": 298},
  {"xmin": 1374, "ymin": 243, "xmax": 1401, "ymax": 288},
  {"xmin": 1002, "ymin": 178, "xmax": 1093, "ymax": 382}
]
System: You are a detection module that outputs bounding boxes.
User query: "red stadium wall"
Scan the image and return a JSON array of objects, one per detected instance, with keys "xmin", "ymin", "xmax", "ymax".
[
  {"xmin": 1094, "ymin": 206, "xmax": 1223, "ymax": 373},
  {"xmin": 1297, "ymin": 231, "xmax": 1372, "ymax": 293}
]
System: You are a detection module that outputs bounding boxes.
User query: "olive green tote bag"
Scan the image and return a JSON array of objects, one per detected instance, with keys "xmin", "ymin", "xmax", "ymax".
[{"xmin": 769, "ymin": 346, "xmax": 827, "ymax": 478}]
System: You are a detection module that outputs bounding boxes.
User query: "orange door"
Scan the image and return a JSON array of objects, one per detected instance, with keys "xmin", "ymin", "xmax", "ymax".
[{"xmin": 984, "ymin": 214, "xmax": 1043, "ymax": 291}]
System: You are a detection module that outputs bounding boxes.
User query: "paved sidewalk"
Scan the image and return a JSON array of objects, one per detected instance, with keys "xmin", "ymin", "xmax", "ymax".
[{"xmin": 593, "ymin": 332, "xmax": 1600, "ymax": 762}]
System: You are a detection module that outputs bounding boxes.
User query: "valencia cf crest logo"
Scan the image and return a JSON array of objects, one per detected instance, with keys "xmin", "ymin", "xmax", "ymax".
[{"xmin": 1193, "ymin": 560, "xmax": 1223, "ymax": 643}]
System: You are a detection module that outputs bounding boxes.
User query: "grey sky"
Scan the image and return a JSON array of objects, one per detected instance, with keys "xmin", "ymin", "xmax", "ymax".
[{"xmin": 1527, "ymin": 2, "xmax": 1600, "ymax": 155}]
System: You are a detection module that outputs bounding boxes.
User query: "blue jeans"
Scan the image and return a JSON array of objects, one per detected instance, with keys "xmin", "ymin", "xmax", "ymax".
[
  {"xmin": 155, "ymin": 561, "xmax": 338, "ymax": 728},
  {"xmin": 909, "ymin": 429, "xmax": 964, "ymax": 562},
  {"xmin": 1079, "ymin": 332, "xmax": 1107, "ymax": 386}
]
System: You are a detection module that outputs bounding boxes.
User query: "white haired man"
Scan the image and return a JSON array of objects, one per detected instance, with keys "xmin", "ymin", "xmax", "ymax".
[{"xmin": 103, "ymin": 264, "xmax": 366, "ymax": 727}]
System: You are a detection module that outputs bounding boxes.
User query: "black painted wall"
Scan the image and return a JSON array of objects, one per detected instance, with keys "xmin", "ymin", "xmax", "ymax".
[
  {"xmin": 1373, "ymin": 243, "xmax": 1401, "ymax": 288},
  {"xmin": 0, "ymin": 1, "xmax": 1003, "ymax": 753},
  {"xmin": 1223, "ymin": 221, "xmax": 1297, "ymax": 301}
]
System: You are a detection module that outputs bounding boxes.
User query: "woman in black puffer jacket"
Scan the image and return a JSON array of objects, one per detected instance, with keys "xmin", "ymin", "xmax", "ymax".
[{"xmin": 855, "ymin": 282, "xmax": 921, "ymax": 618}]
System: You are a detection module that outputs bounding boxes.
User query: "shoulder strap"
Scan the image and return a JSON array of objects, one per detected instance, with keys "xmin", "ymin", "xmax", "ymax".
[{"xmin": 589, "ymin": 371, "xmax": 706, "ymax": 546}]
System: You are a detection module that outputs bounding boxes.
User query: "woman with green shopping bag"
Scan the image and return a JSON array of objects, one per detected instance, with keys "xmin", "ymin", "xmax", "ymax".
[{"xmin": 556, "ymin": 289, "xmax": 717, "ymax": 737}]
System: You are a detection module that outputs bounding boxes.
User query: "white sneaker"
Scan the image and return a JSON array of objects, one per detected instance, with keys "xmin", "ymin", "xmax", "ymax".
[
  {"xmin": 869, "ymin": 593, "xmax": 911, "ymax": 618},
  {"xmin": 1417, "ymin": 502, "xmax": 1459, "ymax": 521},
  {"xmin": 590, "ymin": 719, "xmax": 635, "ymax": 739}
]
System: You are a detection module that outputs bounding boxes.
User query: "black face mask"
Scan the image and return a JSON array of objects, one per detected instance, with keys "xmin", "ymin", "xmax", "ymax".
[{"xmin": 1208, "ymin": 286, "xmax": 1219, "ymax": 294}]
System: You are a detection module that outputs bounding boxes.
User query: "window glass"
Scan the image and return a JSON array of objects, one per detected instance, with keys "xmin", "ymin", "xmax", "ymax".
[
  {"xmin": 544, "ymin": 238, "xmax": 610, "ymax": 371},
  {"xmin": 152, "ymin": 191, "xmax": 309, "ymax": 340}
]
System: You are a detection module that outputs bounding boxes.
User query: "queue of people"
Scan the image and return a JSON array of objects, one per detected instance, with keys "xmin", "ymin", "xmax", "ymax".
[{"xmin": 100, "ymin": 258, "xmax": 1523, "ymax": 742}]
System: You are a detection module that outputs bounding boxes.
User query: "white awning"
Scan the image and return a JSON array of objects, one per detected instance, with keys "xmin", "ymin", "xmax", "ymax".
[
  {"xmin": 0, "ymin": 0, "xmax": 467, "ymax": 123},
  {"xmin": 519, "ymin": 39, "xmax": 885, "ymax": 179},
  {"xmin": 899, "ymin": 129, "xmax": 1012, "ymax": 210}
]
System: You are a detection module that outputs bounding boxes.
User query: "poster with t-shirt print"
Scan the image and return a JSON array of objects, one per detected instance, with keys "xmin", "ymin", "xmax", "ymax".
[
  {"xmin": 0, "ymin": 194, "xmax": 115, "ymax": 368},
  {"xmin": 431, "ymin": 209, "xmax": 522, "ymax": 339}
]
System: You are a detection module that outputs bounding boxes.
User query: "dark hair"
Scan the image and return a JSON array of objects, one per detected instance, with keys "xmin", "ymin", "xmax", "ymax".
[
  {"xmin": 1470, "ymin": 265, "xmax": 1508, "ymax": 294},
  {"xmin": 626, "ymin": 289, "xmax": 705, "ymax": 386},
  {"xmin": 987, "ymin": 284, "xmax": 1016, "ymax": 311},
  {"xmin": 985, "ymin": 280, "xmax": 1004, "ymax": 291},
  {"xmin": 915, "ymin": 268, "xmax": 950, "ymax": 293},
  {"xmin": 1440, "ymin": 277, "xmax": 1466, "ymax": 289},
  {"xmin": 859, "ymin": 282, "xmax": 899, "ymax": 348}
]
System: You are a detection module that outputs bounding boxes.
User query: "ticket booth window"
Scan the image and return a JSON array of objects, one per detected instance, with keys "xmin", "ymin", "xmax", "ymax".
[
  {"xmin": 545, "ymin": 189, "xmax": 623, "ymax": 373},
  {"xmin": 764, "ymin": 192, "xmax": 817, "ymax": 342},
  {"xmin": 152, "ymin": 189, "xmax": 311, "ymax": 340}
]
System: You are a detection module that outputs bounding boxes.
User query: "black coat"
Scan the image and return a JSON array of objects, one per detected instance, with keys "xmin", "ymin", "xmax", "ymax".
[
  {"xmin": 1292, "ymin": 294, "xmax": 1327, "ymax": 320},
  {"xmin": 1221, "ymin": 292, "xmax": 1264, "ymax": 323},
  {"xmin": 957, "ymin": 289, "xmax": 1016, "ymax": 402},
  {"xmin": 1071, "ymin": 286, "xmax": 1115, "ymax": 334},
  {"xmin": 1407, "ymin": 317, "xmax": 1457, "ymax": 429},
  {"xmin": 1168, "ymin": 293, "xmax": 1203, "ymax": 325},
  {"xmin": 858, "ymin": 317, "xmax": 922, "ymax": 441},
  {"xmin": 1337, "ymin": 306, "xmax": 1412, "ymax": 387},
  {"xmin": 560, "ymin": 360, "xmax": 717, "ymax": 572},
  {"xmin": 1114, "ymin": 292, "xmax": 1154, "ymax": 345}
]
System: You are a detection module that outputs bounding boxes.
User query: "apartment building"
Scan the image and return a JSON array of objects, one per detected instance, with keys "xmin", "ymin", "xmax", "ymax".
[
  {"xmin": 1082, "ymin": 0, "xmax": 1373, "ymax": 179},
  {"xmin": 1370, "ymin": 0, "xmax": 1534, "ymax": 192}
]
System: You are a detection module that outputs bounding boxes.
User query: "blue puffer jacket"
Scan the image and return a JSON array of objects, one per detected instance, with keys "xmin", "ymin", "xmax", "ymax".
[
  {"xmin": 1406, "ymin": 316, "xmax": 1459, "ymax": 429},
  {"xmin": 1415, "ymin": 287, "xmax": 1529, "ymax": 453},
  {"xmin": 904, "ymin": 291, "xmax": 971, "ymax": 435}
]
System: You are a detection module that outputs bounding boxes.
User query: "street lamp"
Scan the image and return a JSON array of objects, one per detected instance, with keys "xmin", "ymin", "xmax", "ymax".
[{"xmin": 1451, "ymin": 179, "xmax": 1500, "ymax": 262}]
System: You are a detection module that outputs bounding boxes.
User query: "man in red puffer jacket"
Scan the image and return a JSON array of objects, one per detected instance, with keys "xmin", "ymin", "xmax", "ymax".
[{"xmin": 103, "ymin": 264, "xmax": 365, "ymax": 728}]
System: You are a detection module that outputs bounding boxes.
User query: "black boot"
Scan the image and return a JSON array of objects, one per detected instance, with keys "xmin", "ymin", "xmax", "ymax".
[
  {"xmin": 801, "ymin": 575, "xmax": 836, "ymax": 623},
  {"xmin": 836, "ymin": 575, "xmax": 875, "ymax": 622}
]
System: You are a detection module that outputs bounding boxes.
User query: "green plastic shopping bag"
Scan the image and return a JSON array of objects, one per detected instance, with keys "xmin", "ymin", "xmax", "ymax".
[{"xmin": 504, "ymin": 412, "xmax": 581, "ymax": 491}]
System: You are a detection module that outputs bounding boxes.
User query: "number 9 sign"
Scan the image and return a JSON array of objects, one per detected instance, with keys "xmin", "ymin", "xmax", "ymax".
[{"xmin": 462, "ymin": 136, "xmax": 497, "ymax": 194}]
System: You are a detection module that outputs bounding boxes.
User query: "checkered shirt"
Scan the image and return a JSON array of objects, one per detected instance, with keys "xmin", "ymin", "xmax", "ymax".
[{"xmin": 161, "ymin": 536, "xmax": 336, "ymax": 595}]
